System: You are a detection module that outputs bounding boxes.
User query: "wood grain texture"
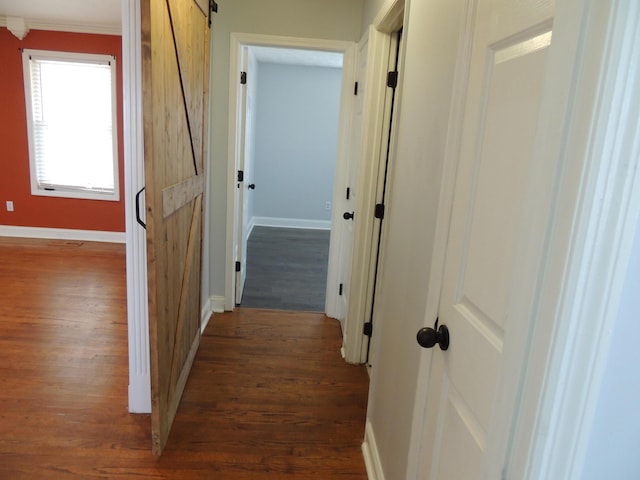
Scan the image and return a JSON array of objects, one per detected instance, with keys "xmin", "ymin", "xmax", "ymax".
[
  {"xmin": 0, "ymin": 238, "xmax": 369, "ymax": 479},
  {"xmin": 162, "ymin": 175, "xmax": 205, "ymax": 218},
  {"xmin": 142, "ymin": 0, "xmax": 209, "ymax": 454}
]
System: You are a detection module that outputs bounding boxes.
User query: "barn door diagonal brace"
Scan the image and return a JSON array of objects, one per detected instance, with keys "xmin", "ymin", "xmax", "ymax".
[{"xmin": 165, "ymin": 0, "xmax": 199, "ymax": 176}]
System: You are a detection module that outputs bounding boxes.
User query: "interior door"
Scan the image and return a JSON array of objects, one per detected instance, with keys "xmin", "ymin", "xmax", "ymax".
[
  {"xmin": 418, "ymin": 0, "xmax": 555, "ymax": 477},
  {"xmin": 362, "ymin": 29, "xmax": 402, "ymax": 365},
  {"xmin": 141, "ymin": 0, "xmax": 210, "ymax": 455},
  {"xmin": 234, "ymin": 47, "xmax": 250, "ymax": 305},
  {"xmin": 338, "ymin": 33, "xmax": 368, "ymax": 323}
]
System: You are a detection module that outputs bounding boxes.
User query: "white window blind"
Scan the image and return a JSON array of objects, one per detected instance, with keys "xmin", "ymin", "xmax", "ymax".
[{"xmin": 23, "ymin": 50, "xmax": 119, "ymax": 201}]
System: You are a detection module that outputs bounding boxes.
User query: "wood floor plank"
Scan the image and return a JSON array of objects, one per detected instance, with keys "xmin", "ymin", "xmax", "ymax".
[
  {"xmin": 0, "ymin": 238, "xmax": 368, "ymax": 479},
  {"xmin": 241, "ymin": 227, "xmax": 330, "ymax": 311}
]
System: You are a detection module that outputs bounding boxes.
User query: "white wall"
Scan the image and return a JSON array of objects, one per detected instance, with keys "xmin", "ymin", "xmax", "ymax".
[
  {"xmin": 208, "ymin": 0, "xmax": 363, "ymax": 297},
  {"xmin": 363, "ymin": 0, "xmax": 469, "ymax": 478},
  {"xmin": 252, "ymin": 62, "xmax": 341, "ymax": 224},
  {"xmin": 580, "ymin": 211, "xmax": 640, "ymax": 480}
]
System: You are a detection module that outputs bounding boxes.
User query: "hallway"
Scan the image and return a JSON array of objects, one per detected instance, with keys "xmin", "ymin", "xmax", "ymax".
[{"xmin": 0, "ymin": 238, "xmax": 369, "ymax": 479}]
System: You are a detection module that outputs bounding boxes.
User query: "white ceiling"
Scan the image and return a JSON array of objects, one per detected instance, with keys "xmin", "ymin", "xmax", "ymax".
[
  {"xmin": 0, "ymin": 0, "xmax": 121, "ymax": 34},
  {"xmin": 252, "ymin": 46, "xmax": 343, "ymax": 69}
]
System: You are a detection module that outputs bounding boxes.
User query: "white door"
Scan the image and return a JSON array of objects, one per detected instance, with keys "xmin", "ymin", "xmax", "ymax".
[
  {"xmin": 234, "ymin": 47, "xmax": 250, "ymax": 305},
  {"xmin": 418, "ymin": 0, "xmax": 555, "ymax": 477},
  {"xmin": 338, "ymin": 33, "xmax": 368, "ymax": 322},
  {"xmin": 239, "ymin": 64, "xmax": 255, "ymax": 301}
]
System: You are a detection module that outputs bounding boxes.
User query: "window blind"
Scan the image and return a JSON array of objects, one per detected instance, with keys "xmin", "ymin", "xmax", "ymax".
[{"xmin": 26, "ymin": 53, "xmax": 117, "ymax": 197}]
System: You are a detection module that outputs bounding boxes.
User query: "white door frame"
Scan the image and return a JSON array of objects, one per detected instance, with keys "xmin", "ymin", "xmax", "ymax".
[
  {"xmin": 342, "ymin": 8, "xmax": 404, "ymax": 365},
  {"xmin": 509, "ymin": 0, "xmax": 640, "ymax": 477},
  {"xmin": 122, "ymin": 0, "xmax": 151, "ymax": 414},
  {"xmin": 400, "ymin": 0, "xmax": 640, "ymax": 476},
  {"xmin": 122, "ymin": 0, "xmax": 215, "ymax": 413},
  {"xmin": 224, "ymin": 33, "xmax": 357, "ymax": 313}
]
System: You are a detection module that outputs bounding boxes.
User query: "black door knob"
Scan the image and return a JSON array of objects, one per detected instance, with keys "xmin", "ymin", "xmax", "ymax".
[
  {"xmin": 248, "ymin": 183, "xmax": 256, "ymax": 190},
  {"xmin": 417, "ymin": 325, "xmax": 450, "ymax": 351},
  {"xmin": 343, "ymin": 211, "xmax": 354, "ymax": 220}
]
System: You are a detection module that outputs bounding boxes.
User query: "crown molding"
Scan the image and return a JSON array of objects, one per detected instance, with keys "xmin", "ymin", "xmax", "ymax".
[{"xmin": 0, "ymin": 15, "xmax": 120, "ymax": 36}]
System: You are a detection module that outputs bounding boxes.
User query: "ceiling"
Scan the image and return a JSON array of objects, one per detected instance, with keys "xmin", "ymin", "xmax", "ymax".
[
  {"xmin": 0, "ymin": 0, "xmax": 121, "ymax": 34},
  {"xmin": 252, "ymin": 46, "xmax": 343, "ymax": 69},
  {"xmin": 0, "ymin": 1, "xmax": 343, "ymax": 69}
]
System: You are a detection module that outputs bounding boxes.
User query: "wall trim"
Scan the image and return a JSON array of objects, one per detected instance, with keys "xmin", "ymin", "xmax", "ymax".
[
  {"xmin": 343, "ymin": 25, "xmax": 393, "ymax": 365},
  {"xmin": 0, "ymin": 225, "xmax": 125, "ymax": 243},
  {"xmin": 200, "ymin": 295, "xmax": 225, "ymax": 333},
  {"xmin": 251, "ymin": 216, "xmax": 331, "ymax": 230},
  {"xmin": 201, "ymin": 298, "xmax": 214, "ymax": 333},
  {"xmin": 122, "ymin": 0, "xmax": 151, "ymax": 415},
  {"xmin": 362, "ymin": 420, "xmax": 385, "ymax": 480},
  {"xmin": 511, "ymin": 1, "xmax": 640, "ymax": 478},
  {"xmin": 0, "ymin": 15, "xmax": 121, "ymax": 36}
]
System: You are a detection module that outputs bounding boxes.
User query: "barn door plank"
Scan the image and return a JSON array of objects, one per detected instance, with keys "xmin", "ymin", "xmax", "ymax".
[{"xmin": 141, "ymin": 0, "xmax": 210, "ymax": 455}]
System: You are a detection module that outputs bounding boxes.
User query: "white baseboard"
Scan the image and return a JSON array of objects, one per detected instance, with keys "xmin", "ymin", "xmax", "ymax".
[
  {"xmin": 247, "ymin": 217, "xmax": 256, "ymax": 238},
  {"xmin": 128, "ymin": 374, "xmax": 151, "ymax": 413},
  {"xmin": 201, "ymin": 298, "xmax": 214, "ymax": 333},
  {"xmin": 201, "ymin": 296, "xmax": 225, "ymax": 333},
  {"xmin": 252, "ymin": 216, "xmax": 331, "ymax": 230},
  {"xmin": 363, "ymin": 420, "xmax": 385, "ymax": 480},
  {"xmin": 0, "ymin": 225, "xmax": 126, "ymax": 243},
  {"xmin": 211, "ymin": 295, "xmax": 225, "ymax": 313}
]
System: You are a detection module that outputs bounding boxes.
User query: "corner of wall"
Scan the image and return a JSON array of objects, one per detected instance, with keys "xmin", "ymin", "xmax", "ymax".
[{"xmin": 201, "ymin": 295, "xmax": 226, "ymax": 334}]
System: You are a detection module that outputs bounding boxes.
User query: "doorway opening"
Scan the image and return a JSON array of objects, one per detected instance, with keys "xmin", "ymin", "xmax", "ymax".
[
  {"xmin": 225, "ymin": 34, "xmax": 357, "ymax": 326},
  {"xmin": 234, "ymin": 46, "xmax": 344, "ymax": 312}
]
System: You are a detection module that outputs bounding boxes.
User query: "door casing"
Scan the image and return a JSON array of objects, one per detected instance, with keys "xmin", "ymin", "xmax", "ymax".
[{"xmin": 224, "ymin": 33, "xmax": 356, "ymax": 316}]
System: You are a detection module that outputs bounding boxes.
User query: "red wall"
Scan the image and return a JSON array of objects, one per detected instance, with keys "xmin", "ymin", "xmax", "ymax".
[{"xmin": 0, "ymin": 28, "xmax": 125, "ymax": 232}]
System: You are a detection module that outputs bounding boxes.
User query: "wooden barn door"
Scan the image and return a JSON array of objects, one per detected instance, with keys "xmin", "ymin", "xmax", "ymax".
[{"xmin": 141, "ymin": 0, "xmax": 211, "ymax": 455}]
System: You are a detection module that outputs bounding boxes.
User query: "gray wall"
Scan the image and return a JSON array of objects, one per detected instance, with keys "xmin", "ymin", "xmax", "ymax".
[
  {"xmin": 581, "ymin": 211, "xmax": 640, "ymax": 480},
  {"xmin": 207, "ymin": 0, "xmax": 363, "ymax": 298},
  {"xmin": 252, "ymin": 62, "xmax": 341, "ymax": 223},
  {"xmin": 364, "ymin": 0, "xmax": 469, "ymax": 477}
]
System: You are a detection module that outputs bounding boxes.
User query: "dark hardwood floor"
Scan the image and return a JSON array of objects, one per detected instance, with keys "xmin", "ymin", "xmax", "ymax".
[
  {"xmin": 241, "ymin": 227, "xmax": 330, "ymax": 312},
  {"xmin": 0, "ymin": 237, "xmax": 368, "ymax": 479}
]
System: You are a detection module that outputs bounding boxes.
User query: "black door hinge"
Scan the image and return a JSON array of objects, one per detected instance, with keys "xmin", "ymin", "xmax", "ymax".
[
  {"xmin": 346, "ymin": 187, "xmax": 351, "ymax": 200},
  {"xmin": 374, "ymin": 203, "xmax": 385, "ymax": 219},
  {"xmin": 354, "ymin": 81, "xmax": 359, "ymax": 95},
  {"xmin": 237, "ymin": 170, "xmax": 244, "ymax": 182},
  {"xmin": 235, "ymin": 261, "xmax": 241, "ymax": 272},
  {"xmin": 208, "ymin": 0, "xmax": 218, "ymax": 28},
  {"xmin": 363, "ymin": 322, "xmax": 373, "ymax": 337},
  {"xmin": 339, "ymin": 283, "xmax": 343, "ymax": 296},
  {"xmin": 387, "ymin": 71, "xmax": 398, "ymax": 89},
  {"xmin": 240, "ymin": 71, "xmax": 247, "ymax": 85}
]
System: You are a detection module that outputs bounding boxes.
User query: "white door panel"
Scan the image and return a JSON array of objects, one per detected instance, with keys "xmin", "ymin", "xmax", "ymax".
[
  {"xmin": 420, "ymin": 0, "xmax": 554, "ymax": 477},
  {"xmin": 338, "ymin": 33, "xmax": 368, "ymax": 321},
  {"xmin": 235, "ymin": 47, "xmax": 249, "ymax": 304}
]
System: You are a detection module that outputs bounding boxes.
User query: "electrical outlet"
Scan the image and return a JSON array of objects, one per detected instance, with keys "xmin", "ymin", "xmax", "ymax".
[
  {"xmin": 325, "ymin": 201, "xmax": 332, "ymax": 211},
  {"xmin": 6, "ymin": 201, "xmax": 14, "ymax": 212}
]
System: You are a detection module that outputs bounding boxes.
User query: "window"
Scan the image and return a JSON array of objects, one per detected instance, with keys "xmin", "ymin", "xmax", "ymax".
[{"xmin": 22, "ymin": 49, "xmax": 119, "ymax": 201}]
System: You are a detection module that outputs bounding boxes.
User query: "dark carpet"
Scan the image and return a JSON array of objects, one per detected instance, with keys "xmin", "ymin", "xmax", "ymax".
[{"xmin": 240, "ymin": 226, "xmax": 330, "ymax": 311}]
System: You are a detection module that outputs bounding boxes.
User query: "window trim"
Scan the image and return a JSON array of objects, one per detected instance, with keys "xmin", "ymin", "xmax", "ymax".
[{"xmin": 22, "ymin": 49, "xmax": 120, "ymax": 202}]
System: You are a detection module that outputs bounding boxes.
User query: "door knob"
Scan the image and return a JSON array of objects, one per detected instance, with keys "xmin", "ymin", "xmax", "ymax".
[
  {"xmin": 343, "ymin": 211, "xmax": 354, "ymax": 220},
  {"xmin": 417, "ymin": 324, "xmax": 450, "ymax": 351},
  {"xmin": 248, "ymin": 183, "xmax": 255, "ymax": 190}
]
